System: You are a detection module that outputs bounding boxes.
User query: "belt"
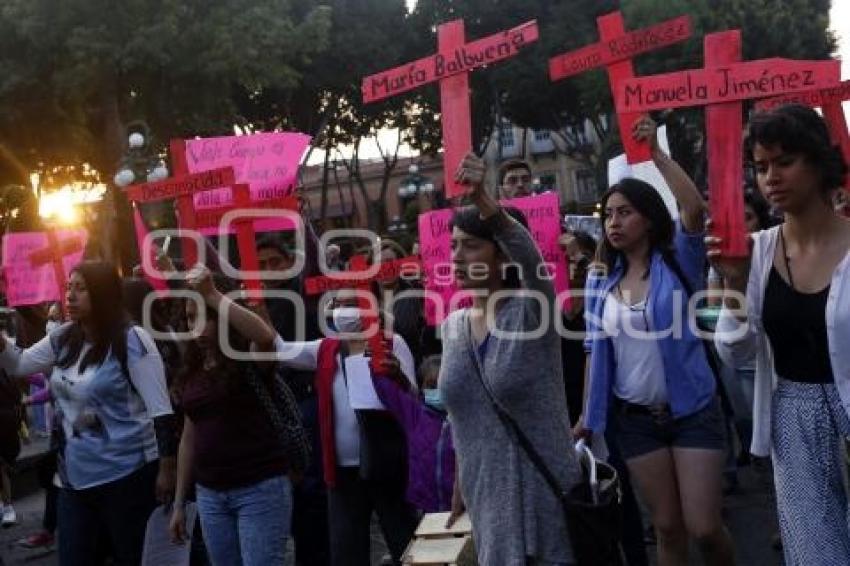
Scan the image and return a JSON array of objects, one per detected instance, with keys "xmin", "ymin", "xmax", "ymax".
[{"xmin": 615, "ymin": 399, "xmax": 672, "ymax": 419}]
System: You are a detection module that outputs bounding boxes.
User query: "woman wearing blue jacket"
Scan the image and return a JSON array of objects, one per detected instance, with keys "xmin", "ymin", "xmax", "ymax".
[{"xmin": 577, "ymin": 116, "xmax": 734, "ymax": 566}]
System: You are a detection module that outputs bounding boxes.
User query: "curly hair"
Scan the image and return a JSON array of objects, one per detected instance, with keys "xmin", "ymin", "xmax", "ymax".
[{"xmin": 746, "ymin": 104, "xmax": 848, "ymax": 194}]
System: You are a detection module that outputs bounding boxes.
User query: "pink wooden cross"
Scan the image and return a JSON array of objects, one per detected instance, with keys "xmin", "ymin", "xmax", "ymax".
[
  {"xmin": 125, "ymin": 165, "xmax": 236, "ymax": 268},
  {"xmin": 549, "ymin": 12, "xmax": 693, "ymax": 163},
  {"xmin": 193, "ymin": 183, "xmax": 299, "ymax": 300},
  {"xmin": 29, "ymin": 229, "xmax": 84, "ymax": 313},
  {"xmin": 613, "ymin": 34, "xmax": 840, "ymax": 257},
  {"xmin": 362, "ymin": 19, "xmax": 539, "ymax": 197}
]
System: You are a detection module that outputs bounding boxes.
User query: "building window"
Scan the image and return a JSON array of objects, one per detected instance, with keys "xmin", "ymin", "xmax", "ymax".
[
  {"xmin": 566, "ymin": 123, "xmax": 589, "ymax": 148},
  {"xmin": 500, "ymin": 121, "xmax": 515, "ymax": 148},
  {"xmin": 534, "ymin": 129, "xmax": 551, "ymax": 142},
  {"xmin": 574, "ymin": 169, "xmax": 598, "ymax": 203}
]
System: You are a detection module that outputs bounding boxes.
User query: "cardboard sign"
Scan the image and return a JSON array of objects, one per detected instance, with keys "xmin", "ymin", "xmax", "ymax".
[
  {"xmin": 607, "ymin": 125, "xmax": 680, "ymax": 221},
  {"xmin": 184, "ymin": 132, "xmax": 311, "ymax": 233},
  {"xmin": 362, "ymin": 19, "xmax": 539, "ymax": 197},
  {"xmin": 549, "ymin": 12, "xmax": 692, "ymax": 164},
  {"xmin": 549, "ymin": 15, "xmax": 691, "ymax": 80},
  {"xmin": 418, "ymin": 192, "xmax": 570, "ymax": 325},
  {"xmin": 616, "ymin": 58, "xmax": 842, "ymax": 113},
  {"xmin": 2, "ymin": 229, "xmax": 88, "ymax": 307},
  {"xmin": 193, "ymin": 195, "xmax": 300, "ymax": 234}
]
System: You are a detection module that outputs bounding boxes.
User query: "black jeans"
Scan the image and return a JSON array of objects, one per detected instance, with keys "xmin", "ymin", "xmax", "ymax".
[
  {"xmin": 327, "ymin": 466, "xmax": 418, "ymax": 566},
  {"xmin": 58, "ymin": 461, "xmax": 158, "ymax": 566}
]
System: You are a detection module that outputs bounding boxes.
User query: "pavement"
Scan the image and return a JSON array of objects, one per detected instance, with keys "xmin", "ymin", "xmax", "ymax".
[{"xmin": 1, "ymin": 439, "xmax": 781, "ymax": 565}]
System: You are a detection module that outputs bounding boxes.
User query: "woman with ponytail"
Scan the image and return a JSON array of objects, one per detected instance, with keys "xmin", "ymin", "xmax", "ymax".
[{"xmin": 577, "ymin": 116, "xmax": 734, "ymax": 566}]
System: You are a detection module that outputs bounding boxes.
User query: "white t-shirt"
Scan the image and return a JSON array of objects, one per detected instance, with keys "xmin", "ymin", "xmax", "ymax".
[
  {"xmin": 603, "ymin": 295, "xmax": 668, "ymax": 406},
  {"xmin": 274, "ymin": 334, "xmax": 416, "ymax": 466}
]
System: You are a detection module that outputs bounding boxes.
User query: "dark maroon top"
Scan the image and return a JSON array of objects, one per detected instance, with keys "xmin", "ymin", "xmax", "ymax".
[{"xmin": 180, "ymin": 366, "xmax": 287, "ymax": 490}]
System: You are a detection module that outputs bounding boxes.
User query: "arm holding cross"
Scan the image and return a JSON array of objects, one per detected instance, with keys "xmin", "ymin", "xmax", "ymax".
[
  {"xmin": 633, "ymin": 115, "xmax": 707, "ymax": 233},
  {"xmin": 185, "ymin": 265, "xmax": 278, "ymax": 352}
]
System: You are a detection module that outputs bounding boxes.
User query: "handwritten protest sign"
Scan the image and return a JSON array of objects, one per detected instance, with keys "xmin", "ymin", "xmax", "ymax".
[
  {"xmin": 182, "ymin": 132, "xmax": 310, "ymax": 233},
  {"xmin": 2, "ymin": 229, "xmax": 88, "ymax": 307},
  {"xmin": 615, "ymin": 58, "xmax": 841, "ymax": 113},
  {"xmin": 362, "ymin": 19, "xmax": 539, "ymax": 197},
  {"xmin": 418, "ymin": 192, "xmax": 569, "ymax": 325},
  {"xmin": 549, "ymin": 12, "xmax": 692, "ymax": 164}
]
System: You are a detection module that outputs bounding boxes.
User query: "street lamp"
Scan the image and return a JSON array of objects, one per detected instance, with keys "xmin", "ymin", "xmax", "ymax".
[
  {"xmin": 114, "ymin": 122, "xmax": 170, "ymax": 187},
  {"xmin": 397, "ymin": 163, "xmax": 435, "ymax": 203}
]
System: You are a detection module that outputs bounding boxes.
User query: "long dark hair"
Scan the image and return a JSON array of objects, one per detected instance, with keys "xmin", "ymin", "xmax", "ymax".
[
  {"xmin": 598, "ymin": 178, "xmax": 676, "ymax": 278},
  {"xmin": 57, "ymin": 262, "xmax": 130, "ymax": 375}
]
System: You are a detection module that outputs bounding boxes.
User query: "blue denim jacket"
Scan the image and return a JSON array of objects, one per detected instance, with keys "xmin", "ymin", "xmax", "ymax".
[{"xmin": 583, "ymin": 224, "xmax": 715, "ymax": 433}]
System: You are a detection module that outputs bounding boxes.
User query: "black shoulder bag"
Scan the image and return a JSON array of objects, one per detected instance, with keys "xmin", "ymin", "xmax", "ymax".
[{"xmin": 468, "ymin": 341, "xmax": 623, "ymax": 566}]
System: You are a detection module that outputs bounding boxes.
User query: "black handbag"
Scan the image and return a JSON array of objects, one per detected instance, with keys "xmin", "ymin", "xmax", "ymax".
[
  {"xmin": 246, "ymin": 365, "xmax": 312, "ymax": 474},
  {"xmin": 469, "ymin": 348, "xmax": 623, "ymax": 566}
]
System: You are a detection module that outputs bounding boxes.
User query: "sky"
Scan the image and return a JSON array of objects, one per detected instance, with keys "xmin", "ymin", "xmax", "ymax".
[{"xmin": 311, "ymin": 2, "xmax": 850, "ymax": 165}]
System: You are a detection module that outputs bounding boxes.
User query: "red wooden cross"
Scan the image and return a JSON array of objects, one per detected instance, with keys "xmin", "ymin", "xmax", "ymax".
[
  {"xmin": 126, "ymin": 165, "xmax": 236, "ymax": 267},
  {"xmin": 304, "ymin": 255, "xmax": 421, "ymax": 370},
  {"xmin": 193, "ymin": 184, "xmax": 299, "ymax": 299},
  {"xmin": 362, "ymin": 19, "xmax": 539, "ymax": 198},
  {"xmin": 614, "ymin": 38, "xmax": 841, "ymax": 258},
  {"xmin": 549, "ymin": 12, "xmax": 692, "ymax": 163},
  {"xmin": 28, "ymin": 229, "xmax": 84, "ymax": 311},
  {"xmin": 756, "ymin": 79, "xmax": 850, "ymax": 188}
]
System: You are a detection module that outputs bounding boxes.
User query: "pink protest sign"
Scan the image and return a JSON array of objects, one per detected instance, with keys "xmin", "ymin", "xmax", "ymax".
[
  {"xmin": 2, "ymin": 229, "xmax": 88, "ymax": 307},
  {"xmin": 183, "ymin": 132, "xmax": 311, "ymax": 233},
  {"xmin": 418, "ymin": 192, "xmax": 570, "ymax": 325}
]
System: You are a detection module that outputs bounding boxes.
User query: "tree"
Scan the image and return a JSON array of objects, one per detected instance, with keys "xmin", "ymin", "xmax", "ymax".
[{"xmin": 0, "ymin": 0, "xmax": 331, "ymax": 265}]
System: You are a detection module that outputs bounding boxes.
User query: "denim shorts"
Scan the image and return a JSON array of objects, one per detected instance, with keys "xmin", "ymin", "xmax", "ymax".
[{"xmin": 614, "ymin": 397, "xmax": 726, "ymax": 460}]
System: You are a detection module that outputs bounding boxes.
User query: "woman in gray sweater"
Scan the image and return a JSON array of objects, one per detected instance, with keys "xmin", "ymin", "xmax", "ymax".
[{"xmin": 440, "ymin": 153, "xmax": 580, "ymax": 565}]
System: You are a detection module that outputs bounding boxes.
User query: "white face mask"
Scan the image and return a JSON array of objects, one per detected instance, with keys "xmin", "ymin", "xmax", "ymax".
[
  {"xmin": 332, "ymin": 307, "xmax": 362, "ymax": 334},
  {"xmin": 45, "ymin": 320, "xmax": 61, "ymax": 334}
]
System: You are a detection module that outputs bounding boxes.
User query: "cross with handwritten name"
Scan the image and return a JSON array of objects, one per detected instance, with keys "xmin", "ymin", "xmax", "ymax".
[
  {"xmin": 305, "ymin": 255, "xmax": 421, "ymax": 369},
  {"xmin": 615, "ymin": 32, "xmax": 841, "ymax": 257},
  {"xmin": 28, "ymin": 229, "xmax": 85, "ymax": 311},
  {"xmin": 549, "ymin": 12, "xmax": 693, "ymax": 163},
  {"xmin": 125, "ymin": 163, "xmax": 236, "ymax": 268},
  {"xmin": 193, "ymin": 183, "xmax": 299, "ymax": 299},
  {"xmin": 362, "ymin": 18, "xmax": 539, "ymax": 197}
]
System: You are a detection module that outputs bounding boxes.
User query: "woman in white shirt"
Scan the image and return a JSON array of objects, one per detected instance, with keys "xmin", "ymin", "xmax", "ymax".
[
  {"xmin": 275, "ymin": 290, "xmax": 419, "ymax": 565},
  {"xmin": 710, "ymin": 104, "xmax": 850, "ymax": 565},
  {"xmin": 0, "ymin": 261, "xmax": 176, "ymax": 565}
]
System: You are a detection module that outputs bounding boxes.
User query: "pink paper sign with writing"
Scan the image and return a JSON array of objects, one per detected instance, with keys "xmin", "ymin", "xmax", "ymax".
[
  {"xmin": 418, "ymin": 192, "xmax": 570, "ymax": 325},
  {"xmin": 2, "ymin": 229, "xmax": 88, "ymax": 306},
  {"xmin": 184, "ymin": 132, "xmax": 311, "ymax": 233}
]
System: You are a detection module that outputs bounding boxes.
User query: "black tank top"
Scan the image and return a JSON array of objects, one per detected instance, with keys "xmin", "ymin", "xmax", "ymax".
[{"xmin": 762, "ymin": 266, "xmax": 833, "ymax": 383}]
